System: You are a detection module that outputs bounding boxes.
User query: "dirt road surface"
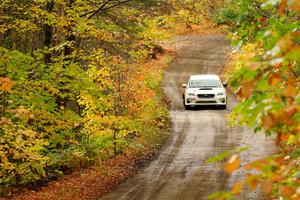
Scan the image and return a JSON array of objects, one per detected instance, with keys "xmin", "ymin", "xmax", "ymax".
[{"xmin": 100, "ymin": 35, "xmax": 274, "ymax": 200}]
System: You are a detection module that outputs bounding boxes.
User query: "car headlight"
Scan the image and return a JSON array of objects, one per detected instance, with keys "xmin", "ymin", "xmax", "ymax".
[
  {"xmin": 187, "ymin": 93, "xmax": 196, "ymax": 96},
  {"xmin": 217, "ymin": 92, "xmax": 225, "ymax": 96}
]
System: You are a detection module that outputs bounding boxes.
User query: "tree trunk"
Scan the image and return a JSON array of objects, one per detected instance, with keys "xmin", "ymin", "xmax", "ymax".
[{"xmin": 44, "ymin": 0, "xmax": 55, "ymax": 63}]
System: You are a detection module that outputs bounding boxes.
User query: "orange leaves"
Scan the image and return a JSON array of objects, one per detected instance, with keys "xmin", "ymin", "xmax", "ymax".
[
  {"xmin": 243, "ymin": 157, "xmax": 298, "ymax": 199},
  {"xmin": 289, "ymin": 0, "xmax": 300, "ymax": 11},
  {"xmin": 219, "ymin": 1, "xmax": 300, "ymax": 200},
  {"xmin": 246, "ymin": 174, "xmax": 260, "ymax": 191},
  {"xmin": 268, "ymin": 73, "xmax": 281, "ymax": 86},
  {"xmin": 286, "ymin": 104, "xmax": 298, "ymax": 116},
  {"xmin": 262, "ymin": 103, "xmax": 299, "ymax": 130},
  {"xmin": 235, "ymin": 81, "xmax": 255, "ymax": 100},
  {"xmin": 278, "ymin": 0, "xmax": 287, "ymax": 16},
  {"xmin": 261, "ymin": 179, "xmax": 273, "ymax": 194},
  {"xmin": 276, "ymin": 132, "xmax": 289, "ymax": 145},
  {"xmin": 244, "ymin": 159, "xmax": 268, "ymax": 171},
  {"xmin": 279, "ymin": 185, "xmax": 294, "ymax": 197},
  {"xmin": 224, "ymin": 155, "xmax": 240, "ymax": 174},
  {"xmin": 284, "ymin": 79, "xmax": 298, "ymax": 97},
  {"xmin": 257, "ymin": 17, "xmax": 267, "ymax": 23},
  {"xmin": 0, "ymin": 116, "xmax": 13, "ymax": 125},
  {"xmin": 232, "ymin": 181, "xmax": 244, "ymax": 195},
  {"xmin": 0, "ymin": 77, "xmax": 13, "ymax": 92},
  {"xmin": 262, "ymin": 115, "xmax": 276, "ymax": 129}
]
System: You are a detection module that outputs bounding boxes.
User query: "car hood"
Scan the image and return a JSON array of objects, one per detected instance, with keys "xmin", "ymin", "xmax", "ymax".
[{"xmin": 186, "ymin": 87, "xmax": 225, "ymax": 94}]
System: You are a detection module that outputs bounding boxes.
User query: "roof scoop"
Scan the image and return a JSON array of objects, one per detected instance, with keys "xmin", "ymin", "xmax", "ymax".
[{"xmin": 199, "ymin": 88, "xmax": 212, "ymax": 90}]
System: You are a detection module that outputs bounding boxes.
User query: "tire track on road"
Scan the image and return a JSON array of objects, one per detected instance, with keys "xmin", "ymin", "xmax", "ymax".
[{"xmin": 100, "ymin": 35, "xmax": 274, "ymax": 200}]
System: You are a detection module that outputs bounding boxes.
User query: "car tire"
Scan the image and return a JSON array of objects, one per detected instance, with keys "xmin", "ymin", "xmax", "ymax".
[
  {"xmin": 183, "ymin": 100, "xmax": 190, "ymax": 110},
  {"xmin": 184, "ymin": 105, "xmax": 191, "ymax": 110}
]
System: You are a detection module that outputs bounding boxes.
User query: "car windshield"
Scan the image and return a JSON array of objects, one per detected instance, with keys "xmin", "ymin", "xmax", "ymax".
[{"xmin": 189, "ymin": 79, "xmax": 221, "ymax": 88}]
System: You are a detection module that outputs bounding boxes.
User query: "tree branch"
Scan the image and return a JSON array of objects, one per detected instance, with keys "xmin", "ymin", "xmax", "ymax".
[
  {"xmin": 101, "ymin": 0, "xmax": 132, "ymax": 12},
  {"xmin": 80, "ymin": 0, "xmax": 111, "ymax": 18},
  {"xmin": 80, "ymin": 0, "xmax": 134, "ymax": 19}
]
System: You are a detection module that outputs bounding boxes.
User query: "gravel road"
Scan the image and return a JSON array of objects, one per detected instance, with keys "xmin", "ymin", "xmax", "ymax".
[{"xmin": 100, "ymin": 35, "xmax": 274, "ymax": 200}]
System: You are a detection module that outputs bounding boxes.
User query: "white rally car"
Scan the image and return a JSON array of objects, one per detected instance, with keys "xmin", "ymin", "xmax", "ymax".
[{"xmin": 182, "ymin": 74, "xmax": 227, "ymax": 109}]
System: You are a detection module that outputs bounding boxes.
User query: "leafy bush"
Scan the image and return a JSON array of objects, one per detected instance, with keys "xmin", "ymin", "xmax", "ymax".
[{"xmin": 213, "ymin": 0, "xmax": 300, "ymax": 199}]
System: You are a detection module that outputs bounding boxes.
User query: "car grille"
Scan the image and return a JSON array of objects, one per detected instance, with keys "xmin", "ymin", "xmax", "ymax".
[
  {"xmin": 196, "ymin": 101, "xmax": 217, "ymax": 103},
  {"xmin": 197, "ymin": 94, "xmax": 215, "ymax": 98}
]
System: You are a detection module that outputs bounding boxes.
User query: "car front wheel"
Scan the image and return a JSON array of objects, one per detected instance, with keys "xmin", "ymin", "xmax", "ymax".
[
  {"xmin": 183, "ymin": 98, "xmax": 190, "ymax": 110},
  {"xmin": 184, "ymin": 104, "xmax": 191, "ymax": 110}
]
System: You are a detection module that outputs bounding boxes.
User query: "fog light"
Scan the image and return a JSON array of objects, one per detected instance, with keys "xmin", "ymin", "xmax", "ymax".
[
  {"xmin": 219, "ymin": 98, "xmax": 225, "ymax": 103},
  {"xmin": 187, "ymin": 98, "xmax": 195, "ymax": 103}
]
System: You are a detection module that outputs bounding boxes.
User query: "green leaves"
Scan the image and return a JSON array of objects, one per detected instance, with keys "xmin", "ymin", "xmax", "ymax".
[
  {"xmin": 207, "ymin": 151, "xmax": 231, "ymax": 163},
  {"xmin": 0, "ymin": 0, "xmax": 175, "ymax": 194},
  {"xmin": 217, "ymin": 0, "xmax": 300, "ymax": 199}
]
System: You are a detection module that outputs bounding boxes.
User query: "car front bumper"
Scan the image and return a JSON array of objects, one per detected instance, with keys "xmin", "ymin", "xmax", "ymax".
[{"xmin": 185, "ymin": 96, "xmax": 226, "ymax": 106}]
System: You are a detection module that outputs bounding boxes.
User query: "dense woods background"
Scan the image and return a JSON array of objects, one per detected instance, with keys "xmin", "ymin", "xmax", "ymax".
[
  {"xmin": 0, "ymin": 0, "xmax": 222, "ymax": 196},
  {"xmin": 0, "ymin": 0, "xmax": 299, "ymax": 199}
]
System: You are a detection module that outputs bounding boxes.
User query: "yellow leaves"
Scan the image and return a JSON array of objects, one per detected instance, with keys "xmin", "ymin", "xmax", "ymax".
[
  {"xmin": 0, "ymin": 117, "xmax": 13, "ymax": 125},
  {"xmin": 219, "ymin": 3, "xmax": 300, "ymax": 200},
  {"xmin": 10, "ymin": 19, "xmax": 39, "ymax": 33},
  {"xmin": 0, "ymin": 77, "xmax": 13, "ymax": 92},
  {"xmin": 232, "ymin": 181, "xmax": 244, "ymax": 195},
  {"xmin": 1, "ymin": 158, "xmax": 15, "ymax": 171},
  {"xmin": 13, "ymin": 106, "xmax": 29, "ymax": 119},
  {"xmin": 290, "ymin": 0, "xmax": 300, "ymax": 11},
  {"xmin": 224, "ymin": 155, "xmax": 240, "ymax": 174},
  {"xmin": 221, "ymin": 43, "xmax": 261, "ymax": 81}
]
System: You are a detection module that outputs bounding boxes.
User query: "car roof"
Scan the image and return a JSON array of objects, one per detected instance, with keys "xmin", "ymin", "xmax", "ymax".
[{"xmin": 189, "ymin": 74, "xmax": 220, "ymax": 80}]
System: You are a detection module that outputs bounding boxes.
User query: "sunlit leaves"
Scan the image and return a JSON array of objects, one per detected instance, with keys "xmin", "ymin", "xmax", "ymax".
[
  {"xmin": 0, "ymin": 112, "xmax": 50, "ymax": 186},
  {"xmin": 246, "ymin": 174, "xmax": 260, "ymax": 191},
  {"xmin": 223, "ymin": 155, "xmax": 241, "ymax": 174},
  {"xmin": 0, "ymin": 0, "xmax": 174, "ymax": 194},
  {"xmin": 207, "ymin": 146, "xmax": 249, "ymax": 164},
  {"xmin": 215, "ymin": 0, "xmax": 300, "ymax": 199},
  {"xmin": 0, "ymin": 77, "xmax": 13, "ymax": 92},
  {"xmin": 207, "ymin": 150, "xmax": 231, "ymax": 163},
  {"xmin": 207, "ymin": 191, "xmax": 233, "ymax": 200},
  {"xmin": 261, "ymin": 179, "xmax": 273, "ymax": 194},
  {"xmin": 231, "ymin": 181, "xmax": 244, "ymax": 195}
]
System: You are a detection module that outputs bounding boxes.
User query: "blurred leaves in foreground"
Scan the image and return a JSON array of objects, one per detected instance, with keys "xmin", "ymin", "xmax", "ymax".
[{"xmin": 211, "ymin": 0, "xmax": 300, "ymax": 199}]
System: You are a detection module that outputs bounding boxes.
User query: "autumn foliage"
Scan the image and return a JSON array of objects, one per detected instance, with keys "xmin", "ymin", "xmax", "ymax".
[
  {"xmin": 211, "ymin": 0, "xmax": 300, "ymax": 199},
  {"xmin": 0, "ymin": 0, "xmax": 227, "ymax": 196},
  {"xmin": 0, "ymin": 0, "xmax": 176, "ymax": 195}
]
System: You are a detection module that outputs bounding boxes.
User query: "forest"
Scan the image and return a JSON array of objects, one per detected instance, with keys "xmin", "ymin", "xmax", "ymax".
[{"xmin": 0, "ymin": 0, "xmax": 299, "ymax": 199}]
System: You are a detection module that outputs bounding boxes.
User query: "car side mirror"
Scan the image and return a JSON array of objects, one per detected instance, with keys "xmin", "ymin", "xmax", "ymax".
[
  {"xmin": 182, "ymin": 84, "xmax": 187, "ymax": 88},
  {"xmin": 222, "ymin": 82, "xmax": 228, "ymax": 88}
]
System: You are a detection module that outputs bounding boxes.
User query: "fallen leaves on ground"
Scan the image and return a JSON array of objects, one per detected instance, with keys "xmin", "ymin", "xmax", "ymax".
[{"xmin": 1, "ymin": 153, "xmax": 155, "ymax": 200}]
